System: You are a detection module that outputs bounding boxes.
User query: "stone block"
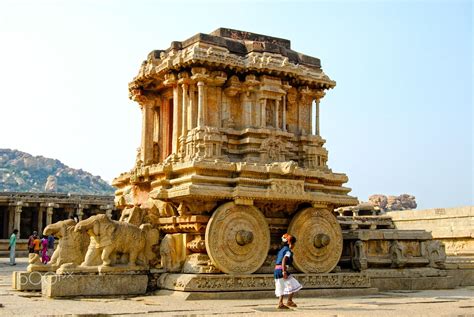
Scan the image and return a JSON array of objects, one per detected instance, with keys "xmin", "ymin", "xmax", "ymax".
[
  {"xmin": 12, "ymin": 271, "xmax": 47, "ymax": 291},
  {"xmin": 158, "ymin": 273, "xmax": 371, "ymax": 292},
  {"xmin": 41, "ymin": 273, "xmax": 148, "ymax": 298}
]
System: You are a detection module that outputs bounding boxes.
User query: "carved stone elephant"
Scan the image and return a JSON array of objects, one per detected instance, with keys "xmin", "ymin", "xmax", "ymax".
[
  {"xmin": 75, "ymin": 214, "xmax": 158, "ymax": 268},
  {"xmin": 41, "ymin": 219, "xmax": 91, "ymax": 268}
]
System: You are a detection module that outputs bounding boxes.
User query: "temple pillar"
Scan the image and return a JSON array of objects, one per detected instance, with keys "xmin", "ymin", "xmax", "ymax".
[
  {"xmin": 282, "ymin": 96, "xmax": 287, "ymax": 131},
  {"xmin": 241, "ymin": 92, "xmax": 252, "ymax": 127},
  {"xmin": 77, "ymin": 204, "xmax": 84, "ymax": 221},
  {"xmin": 197, "ymin": 81, "xmax": 206, "ymax": 128},
  {"xmin": 182, "ymin": 83, "xmax": 189, "ymax": 137},
  {"xmin": 46, "ymin": 204, "xmax": 54, "ymax": 226},
  {"xmin": 14, "ymin": 202, "xmax": 22, "ymax": 237},
  {"xmin": 275, "ymin": 99, "xmax": 280, "ymax": 129},
  {"xmin": 38, "ymin": 207, "xmax": 44, "ymax": 234},
  {"xmin": 260, "ymin": 99, "xmax": 266, "ymax": 128},
  {"xmin": 315, "ymin": 98, "xmax": 320, "ymax": 136},
  {"xmin": 140, "ymin": 101, "xmax": 155, "ymax": 165},
  {"xmin": 188, "ymin": 85, "xmax": 195, "ymax": 130},
  {"xmin": 172, "ymin": 85, "xmax": 180, "ymax": 153}
]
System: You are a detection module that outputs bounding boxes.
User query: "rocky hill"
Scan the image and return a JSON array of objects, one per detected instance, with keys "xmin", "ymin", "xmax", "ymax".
[{"xmin": 0, "ymin": 149, "xmax": 114, "ymax": 195}]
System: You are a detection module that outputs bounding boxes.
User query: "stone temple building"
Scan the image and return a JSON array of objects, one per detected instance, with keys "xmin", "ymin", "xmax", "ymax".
[{"xmin": 113, "ymin": 28, "xmax": 359, "ymax": 275}]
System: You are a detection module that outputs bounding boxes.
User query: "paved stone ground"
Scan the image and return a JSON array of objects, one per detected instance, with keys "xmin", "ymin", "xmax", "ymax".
[{"xmin": 1, "ymin": 258, "xmax": 474, "ymax": 316}]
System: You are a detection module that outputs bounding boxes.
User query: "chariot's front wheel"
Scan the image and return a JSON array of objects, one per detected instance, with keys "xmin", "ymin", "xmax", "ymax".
[
  {"xmin": 288, "ymin": 207, "xmax": 342, "ymax": 273},
  {"xmin": 205, "ymin": 202, "xmax": 270, "ymax": 274}
]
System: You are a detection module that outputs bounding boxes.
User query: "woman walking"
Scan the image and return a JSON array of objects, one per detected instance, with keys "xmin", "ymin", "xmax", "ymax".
[{"xmin": 274, "ymin": 233, "xmax": 302, "ymax": 309}]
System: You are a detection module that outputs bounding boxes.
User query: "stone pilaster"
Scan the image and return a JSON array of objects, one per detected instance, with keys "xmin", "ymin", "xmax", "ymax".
[
  {"xmin": 197, "ymin": 81, "xmax": 206, "ymax": 128},
  {"xmin": 260, "ymin": 99, "xmax": 266, "ymax": 128},
  {"xmin": 315, "ymin": 98, "xmax": 320, "ymax": 136},
  {"xmin": 77, "ymin": 204, "xmax": 84, "ymax": 221},
  {"xmin": 38, "ymin": 207, "xmax": 44, "ymax": 234},
  {"xmin": 282, "ymin": 96, "xmax": 287, "ymax": 131},
  {"xmin": 172, "ymin": 85, "xmax": 180, "ymax": 154},
  {"xmin": 14, "ymin": 202, "xmax": 23, "ymax": 237},
  {"xmin": 46, "ymin": 204, "xmax": 54, "ymax": 226}
]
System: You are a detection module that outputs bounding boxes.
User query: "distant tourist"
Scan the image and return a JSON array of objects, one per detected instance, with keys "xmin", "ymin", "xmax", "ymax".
[
  {"xmin": 40, "ymin": 235, "xmax": 49, "ymax": 264},
  {"xmin": 274, "ymin": 233, "xmax": 302, "ymax": 309},
  {"xmin": 47, "ymin": 234, "xmax": 55, "ymax": 258},
  {"xmin": 8, "ymin": 229, "xmax": 19, "ymax": 266},
  {"xmin": 33, "ymin": 235, "xmax": 41, "ymax": 254},
  {"xmin": 27, "ymin": 231, "xmax": 38, "ymax": 253}
]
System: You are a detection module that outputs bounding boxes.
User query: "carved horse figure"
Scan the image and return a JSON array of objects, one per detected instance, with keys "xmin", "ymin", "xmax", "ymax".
[
  {"xmin": 41, "ymin": 219, "xmax": 90, "ymax": 268},
  {"xmin": 75, "ymin": 214, "xmax": 158, "ymax": 268}
]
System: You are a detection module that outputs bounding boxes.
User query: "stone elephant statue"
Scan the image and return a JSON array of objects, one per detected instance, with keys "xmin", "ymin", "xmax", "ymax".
[
  {"xmin": 75, "ymin": 214, "xmax": 159, "ymax": 268},
  {"xmin": 36, "ymin": 219, "xmax": 91, "ymax": 269}
]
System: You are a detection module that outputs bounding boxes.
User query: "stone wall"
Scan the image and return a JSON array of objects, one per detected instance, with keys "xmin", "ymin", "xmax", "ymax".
[{"xmin": 387, "ymin": 206, "xmax": 474, "ymax": 269}]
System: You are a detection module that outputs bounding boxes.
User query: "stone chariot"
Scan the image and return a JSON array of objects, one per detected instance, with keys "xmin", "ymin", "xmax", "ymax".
[{"xmin": 113, "ymin": 28, "xmax": 359, "ymax": 276}]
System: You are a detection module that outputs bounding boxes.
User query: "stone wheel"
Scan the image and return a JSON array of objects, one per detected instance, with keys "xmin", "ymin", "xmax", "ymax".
[
  {"xmin": 205, "ymin": 202, "xmax": 270, "ymax": 274},
  {"xmin": 288, "ymin": 207, "xmax": 342, "ymax": 273}
]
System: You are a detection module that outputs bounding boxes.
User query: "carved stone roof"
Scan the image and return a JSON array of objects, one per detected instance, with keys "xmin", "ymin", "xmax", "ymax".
[
  {"xmin": 130, "ymin": 28, "xmax": 335, "ymax": 92},
  {"xmin": 155, "ymin": 28, "xmax": 321, "ymax": 69}
]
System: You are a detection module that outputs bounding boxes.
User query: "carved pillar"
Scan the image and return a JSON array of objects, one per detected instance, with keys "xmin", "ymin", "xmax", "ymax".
[
  {"xmin": 197, "ymin": 81, "xmax": 206, "ymax": 128},
  {"xmin": 172, "ymin": 85, "xmax": 180, "ymax": 153},
  {"xmin": 275, "ymin": 99, "xmax": 280, "ymax": 129},
  {"xmin": 260, "ymin": 99, "xmax": 267, "ymax": 128},
  {"xmin": 140, "ymin": 101, "xmax": 155, "ymax": 165},
  {"xmin": 282, "ymin": 96, "xmax": 287, "ymax": 131},
  {"xmin": 38, "ymin": 207, "xmax": 44, "ymax": 234},
  {"xmin": 241, "ymin": 92, "xmax": 252, "ymax": 127},
  {"xmin": 181, "ymin": 83, "xmax": 188, "ymax": 137},
  {"xmin": 77, "ymin": 204, "xmax": 84, "ymax": 221},
  {"xmin": 188, "ymin": 85, "xmax": 195, "ymax": 130},
  {"xmin": 14, "ymin": 202, "xmax": 22, "ymax": 237},
  {"xmin": 46, "ymin": 204, "xmax": 54, "ymax": 226},
  {"xmin": 315, "ymin": 98, "xmax": 320, "ymax": 136}
]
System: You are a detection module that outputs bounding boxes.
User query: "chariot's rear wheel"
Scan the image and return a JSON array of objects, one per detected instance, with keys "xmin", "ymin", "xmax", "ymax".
[
  {"xmin": 205, "ymin": 202, "xmax": 270, "ymax": 274},
  {"xmin": 288, "ymin": 207, "xmax": 342, "ymax": 273}
]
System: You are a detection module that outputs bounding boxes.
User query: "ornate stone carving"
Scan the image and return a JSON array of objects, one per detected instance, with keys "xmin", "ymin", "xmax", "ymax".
[
  {"xmin": 288, "ymin": 207, "xmax": 343, "ymax": 273},
  {"xmin": 424, "ymin": 240, "xmax": 446, "ymax": 268},
  {"xmin": 390, "ymin": 240, "xmax": 407, "ymax": 268},
  {"xmin": 271, "ymin": 179, "xmax": 305, "ymax": 195},
  {"xmin": 158, "ymin": 272, "xmax": 370, "ymax": 292},
  {"xmin": 160, "ymin": 233, "xmax": 187, "ymax": 272},
  {"xmin": 119, "ymin": 206, "xmax": 144, "ymax": 226},
  {"xmin": 205, "ymin": 202, "xmax": 270, "ymax": 274},
  {"xmin": 260, "ymin": 137, "xmax": 286, "ymax": 162},
  {"xmin": 352, "ymin": 240, "xmax": 368, "ymax": 271},
  {"xmin": 75, "ymin": 214, "xmax": 159, "ymax": 268}
]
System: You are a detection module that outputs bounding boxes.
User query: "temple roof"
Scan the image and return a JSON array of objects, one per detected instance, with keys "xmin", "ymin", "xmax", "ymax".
[{"xmin": 151, "ymin": 28, "xmax": 321, "ymax": 69}]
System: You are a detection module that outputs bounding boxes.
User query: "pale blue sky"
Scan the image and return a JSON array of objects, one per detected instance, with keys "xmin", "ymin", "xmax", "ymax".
[{"xmin": 0, "ymin": 0, "xmax": 472, "ymax": 209}]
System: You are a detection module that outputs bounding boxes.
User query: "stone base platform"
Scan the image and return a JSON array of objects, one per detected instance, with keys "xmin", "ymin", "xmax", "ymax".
[
  {"xmin": 367, "ymin": 268, "xmax": 457, "ymax": 290},
  {"xmin": 158, "ymin": 272, "xmax": 371, "ymax": 292},
  {"xmin": 41, "ymin": 273, "xmax": 148, "ymax": 298}
]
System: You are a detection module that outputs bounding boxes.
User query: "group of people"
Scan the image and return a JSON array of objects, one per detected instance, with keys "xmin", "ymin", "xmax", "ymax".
[
  {"xmin": 8, "ymin": 230, "xmax": 55, "ymax": 266},
  {"xmin": 27, "ymin": 231, "xmax": 55, "ymax": 264}
]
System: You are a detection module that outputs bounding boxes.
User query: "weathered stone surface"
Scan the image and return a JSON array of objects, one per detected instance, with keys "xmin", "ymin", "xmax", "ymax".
[
  {"xmin": 158, "ymin": 272, "xmax": 370, "ymax": 292},
  {"xmin": 74, "ymin": 214, "xmax": 159, "ymax": 269},
  {"xmin": 12, "ymin": 271, "xmax": 48, "ymax": 291},
  {"xmin": 41, "ymin": 273, "xmax": 148, "ymax": 298},
  {"xmin": 388, "ymin": 206, "xmax": 474, "ymax": 268}
]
